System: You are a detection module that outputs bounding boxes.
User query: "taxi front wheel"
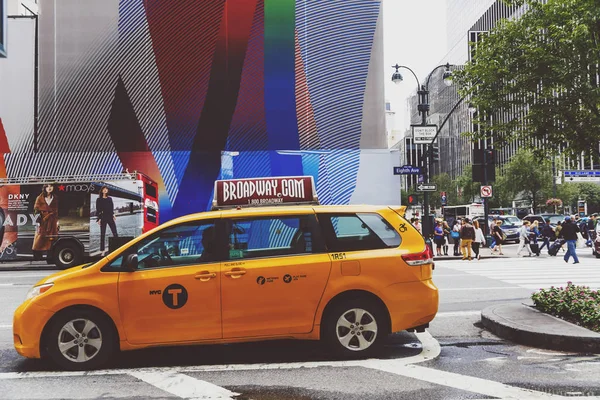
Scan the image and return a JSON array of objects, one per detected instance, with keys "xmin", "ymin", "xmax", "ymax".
[
  {"xmin": 45, "ymin": 309, "xmax": 116, "ymax": 370},
  {"xmin": 322, "ymin": 298, "xmax": 387, "ymax": 358}
]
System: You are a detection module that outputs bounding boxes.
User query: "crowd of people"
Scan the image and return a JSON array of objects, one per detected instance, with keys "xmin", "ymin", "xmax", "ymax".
[{"xmin": 409, "ymin": 213, "xmax": 600, "ymax": 263}]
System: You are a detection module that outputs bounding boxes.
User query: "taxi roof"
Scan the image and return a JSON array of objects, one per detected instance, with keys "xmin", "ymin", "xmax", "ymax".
[{"xmin": 163, "ymin": 204, "xmax": 406, "ymax": 227}]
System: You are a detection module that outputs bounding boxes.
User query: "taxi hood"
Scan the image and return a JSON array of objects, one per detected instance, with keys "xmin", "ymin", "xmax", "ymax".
[{"xmin": 33, "ymin": 262, "xmax": 96, "ymax": 286}]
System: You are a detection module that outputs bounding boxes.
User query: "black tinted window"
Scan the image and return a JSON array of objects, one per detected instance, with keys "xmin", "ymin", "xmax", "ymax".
[
  {"xmin": 319, "ymin": 213, "xmax": 401, "ymax": 252},
  {"xmin": 227, "ymin": 216, "xmax": 317, "ymax": 260}
]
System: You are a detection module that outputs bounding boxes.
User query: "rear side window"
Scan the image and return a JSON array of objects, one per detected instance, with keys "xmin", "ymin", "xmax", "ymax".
[
  {"xmin": 319, "ymin": 213, "xmax": 401, "ymax": 252},
  {"xmin": 227, "ymin": 215, "xmax": 323, "ymax": 260}
]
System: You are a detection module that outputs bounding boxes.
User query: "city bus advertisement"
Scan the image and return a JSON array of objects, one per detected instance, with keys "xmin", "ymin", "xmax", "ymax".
[
  {"xmin": 89, "ymin": 180, "xmax": 143, "ymax": 255},
  {"xmin": 0, "ymin": 184, "xmax": 22, "ymax": 260}
]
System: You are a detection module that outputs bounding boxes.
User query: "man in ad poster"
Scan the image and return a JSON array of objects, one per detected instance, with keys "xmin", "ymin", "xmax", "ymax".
[{"xmin": 96, "ymin": 186, "xmax": 118, "ymax": 256}]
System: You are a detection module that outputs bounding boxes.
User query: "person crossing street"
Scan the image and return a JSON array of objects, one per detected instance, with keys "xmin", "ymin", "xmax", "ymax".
[
  {"xmin": 516, "ymin": 221, "xmax": 532, "ymax": 257},
  {"xmin": 560, "ymin": 216, "xmax": 580, "ymax": 264}
]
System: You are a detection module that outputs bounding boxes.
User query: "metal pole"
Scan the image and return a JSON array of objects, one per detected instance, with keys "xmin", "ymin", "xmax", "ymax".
[
  {"xmin": 552, "ymin": 157, "xmax": 557, "ymax": 198},
  {"xmin": 420, "ymin": 87, "xmax": 431, "ymax": 239},
  {"xmin": 483, "ymin": 147, "xmax": 489, "ymax": 237}
]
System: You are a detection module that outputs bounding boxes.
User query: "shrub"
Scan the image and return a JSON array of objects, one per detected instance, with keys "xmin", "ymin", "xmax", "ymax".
[{"xmin": 531, "ymin": 282, "xmax": 600, "ymax": 333}]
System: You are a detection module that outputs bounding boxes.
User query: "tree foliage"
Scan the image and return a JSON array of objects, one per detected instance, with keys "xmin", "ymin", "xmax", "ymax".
[
  {"xmin": 501, "ymin": 149, "xmax": 553, "ymax": 211},
  {"xmin": 455, "ymin": 0, "xmax": 600, "ymax": 158}
]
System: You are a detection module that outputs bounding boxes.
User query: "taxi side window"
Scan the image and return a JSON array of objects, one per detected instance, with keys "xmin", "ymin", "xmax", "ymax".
[
  {"xmin": 227, "ymin": 216, "xmax": 317, "ymax": 260},
  {"xmin": 104, "ymin": 220, "xmax": 222, "ymax": 270},
  {"xmin": 318, "ymin": 213, "xmax": 401, "ymax": 252}
]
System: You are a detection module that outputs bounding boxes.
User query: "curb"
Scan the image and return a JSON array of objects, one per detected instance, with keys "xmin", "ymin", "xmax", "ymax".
[
  {"xmin": 0, "ymin": 264, "xmax": 59, "ymax": 272},
  {"xmin": 481, "ymin": 303, "xmax": 600, "ymax": 354}
]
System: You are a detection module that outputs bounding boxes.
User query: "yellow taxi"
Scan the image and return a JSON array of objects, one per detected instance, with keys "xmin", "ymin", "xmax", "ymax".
[{"xmin": 13, "ymin": 176, "xmax": 438, "ymax": 370}]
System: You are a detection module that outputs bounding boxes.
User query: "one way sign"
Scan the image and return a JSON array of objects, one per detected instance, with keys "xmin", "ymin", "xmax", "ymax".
[{"xmin": 417, "ymin": 183, "xmax": 437, "ymax": 191}]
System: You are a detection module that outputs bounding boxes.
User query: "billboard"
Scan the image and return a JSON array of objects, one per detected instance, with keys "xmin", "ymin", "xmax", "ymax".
[{"xmin": 1, "ymin": 1, "xmax": 392, "ymax": 222}]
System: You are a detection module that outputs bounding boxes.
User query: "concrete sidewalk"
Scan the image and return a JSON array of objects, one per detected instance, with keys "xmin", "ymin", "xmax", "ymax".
[{"xmin": 481, "ymin": 303, "xmax": 600, "ymax": 354}]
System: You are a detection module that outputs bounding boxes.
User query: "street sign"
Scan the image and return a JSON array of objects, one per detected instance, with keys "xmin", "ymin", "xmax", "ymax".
[
  {"xmin": 480, "ymin": 185, "xmax": 493, "ymax": 198},
  {"xmin": 564, "ymin": 170, "xmax": 600, "ymax": 182},
  {"xmin": 393, "ymin": 165, "xmax": 421, "ymax": 175},
  {"xmin": 411, "ymin": 124, "xmax": 437, "ymax": 144},
  {"xmin": 417, "ymin": 183, "xmax": 437, "ymax": 191},
  {"xmin": 440, "ymin": 191, "xmax": 447, "ymax": 206}
]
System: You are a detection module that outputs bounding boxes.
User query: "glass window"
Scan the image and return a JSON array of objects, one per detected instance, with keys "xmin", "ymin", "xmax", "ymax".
[
  {"xmin": 106, "ymin": 221, "xmax": 219, "ymax": 270},
  {"xmin": 227, "ymin": 216, "xmax": 314, "ymax": 260},
  {"xmin": 320, "ymin": 213, "xmax": 401, "ymax": 252}
]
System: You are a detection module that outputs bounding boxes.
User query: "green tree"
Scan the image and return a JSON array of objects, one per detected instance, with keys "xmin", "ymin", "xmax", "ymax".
[
  {"xmin": 455, "ymin": 0, "xmax": 600, "ymax": 158},
  {"xmin": 454, "ymin": 166, "xmax": 480, "ymax": 204},
  {"xmin": 501, "ymin": 149, "xmax": 553, "ymax": 212}
]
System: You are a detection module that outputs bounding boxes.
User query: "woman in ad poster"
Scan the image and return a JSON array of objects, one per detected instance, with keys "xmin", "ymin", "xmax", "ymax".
[
  {"xmin": 96, "ymin": 186, "xmax": 118, "ymax": 255},
  {"xmin": 32, "ymin": 184, "xmax": 59, "ymax": 257}
]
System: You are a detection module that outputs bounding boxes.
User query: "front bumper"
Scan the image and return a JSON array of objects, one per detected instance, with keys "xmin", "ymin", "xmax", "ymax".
[
  {"xmin": 383, "ymin": 279, "xmax": 439, "ymax": 333},
  {"xmin": 13, "ymin": 300, "xmax": 55, "ymax": 359}
]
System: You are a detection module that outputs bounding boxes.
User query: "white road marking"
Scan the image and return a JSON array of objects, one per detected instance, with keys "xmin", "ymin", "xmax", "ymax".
[
  {"xmin": 0, "ymin": 324, "xmax": 12, "ymax": 329},
  {"xmin": 0, "ymin": 284, "xmax": 14, "ymax": 287},
  {"xmin": 365, "ymin": 361, "xmax": 581, "ymax": 399},
  {"xmin": 129, "ymin": 370, "xmax": 239, "ymax": 400},
  {"xmin": 435, "ymin": 311, "xmax": 481, "ymax": 317},
  {"xmin": 0, "ymin": 274, "xmax": 52, "ymax": 279}
]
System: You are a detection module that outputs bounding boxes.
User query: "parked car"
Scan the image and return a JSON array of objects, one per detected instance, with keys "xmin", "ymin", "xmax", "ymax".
[
  {"xmin": 522, "ymin": 214, "xmax": 565, "ymax": 228},
  {"xmin": 473, "ymin": 216, "xmax": 519, "ymax": 243},
  {"xmin": 502, "ymin": 215, "xmax": 522, "ymax": 227}
]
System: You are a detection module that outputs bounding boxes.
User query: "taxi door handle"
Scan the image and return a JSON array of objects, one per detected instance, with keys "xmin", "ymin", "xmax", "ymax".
[
  {"xmin": 224, "ymin": 269, "xmax": 247, "ymax": 278},
  {"xmin": 194, "ymin": 272, "xmax": 217, "ymax": 281}
]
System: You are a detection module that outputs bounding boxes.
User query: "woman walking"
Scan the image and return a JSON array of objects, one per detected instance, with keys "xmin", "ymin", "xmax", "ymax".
[
  {"xmin": 433, "ymin": 221, "xmax": 445, "ymax": 256},
  {"xmin": 442, "ymin": 221, "xmax": 451, "ymax": 256},
  {"xmin": 490, "ymin": 219, "xmax": 504, "ymax": 255},
  {"xmin": 472, "ymin": 220, "xmax": 486, "ymax": 260},
  {"xmin": 451, "ymin": 220, "xmax": 461, "ymax": 256}
]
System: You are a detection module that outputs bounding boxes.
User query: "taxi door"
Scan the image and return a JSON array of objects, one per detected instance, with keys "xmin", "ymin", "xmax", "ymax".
[
  {"xmin": 220, "ymin": 214, "xmax": 331, "ymax": 338},
  {"xmin": 117, "ymin": 219, "xmax": 225, "ymax": 345}
]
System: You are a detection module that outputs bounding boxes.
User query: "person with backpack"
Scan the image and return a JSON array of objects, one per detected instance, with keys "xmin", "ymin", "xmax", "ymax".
[
  {"xmin": 539, "ymin": 219, "xmax": 554, "ymax": 253},
  {"xmin": 459, "ymin": 218, "xmax": 476, "ymax": 261},
  {"xmin": 451, "ymin": 220, "xmax": 461, "ymax": 256},
  {"xmin": 560, "ymin": 216, "xmax": 580, "ymax": 264}
]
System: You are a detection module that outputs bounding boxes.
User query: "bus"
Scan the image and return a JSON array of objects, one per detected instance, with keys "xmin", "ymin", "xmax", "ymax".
[
  {"xmin": 0, "ymin": 171, "xmax": 159, "ymax": 269},
  {"xmin": 442, "ymin": 203, "xmax": 484, "ymax": 224}
]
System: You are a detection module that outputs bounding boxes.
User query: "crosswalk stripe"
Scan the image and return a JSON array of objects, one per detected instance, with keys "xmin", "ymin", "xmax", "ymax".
[{"xmin": 440, "ymin": 260, "xmax": 600, "ymax": 290}]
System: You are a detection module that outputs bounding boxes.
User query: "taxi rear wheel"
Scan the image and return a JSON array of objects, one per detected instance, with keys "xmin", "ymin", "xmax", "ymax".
[
  {"xmin": 45, "ymin": 309, "xmax": 115, "ymax": 370},
  {"xmin": 322, "ymin": 298, "xmax": 387, "ymax": 358}
]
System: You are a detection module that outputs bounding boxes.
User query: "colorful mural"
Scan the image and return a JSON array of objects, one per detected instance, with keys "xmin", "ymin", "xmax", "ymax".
[{"xmin": 0, "ymin": 0, "xmax": 388, "ymax": 222}]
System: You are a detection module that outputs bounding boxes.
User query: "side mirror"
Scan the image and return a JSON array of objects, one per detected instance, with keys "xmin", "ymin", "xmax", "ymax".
[{"xmin": 123, "ymin": 253, "xmax": 138, "ymax": 272}]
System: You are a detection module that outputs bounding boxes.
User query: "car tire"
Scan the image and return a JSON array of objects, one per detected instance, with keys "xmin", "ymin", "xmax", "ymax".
[
  {"xmin": 53, "ymin": 241, "xmax": 83, "ymax": 269},
  {"xmin": 322, "ymin": 297, "xmax": 388, "ymax": 359},
  {"xmin": 45, "ymin": 308, "xmax": 116, "ymax": 371}
]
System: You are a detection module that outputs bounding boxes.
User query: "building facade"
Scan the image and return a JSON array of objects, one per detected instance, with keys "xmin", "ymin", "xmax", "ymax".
[{"xmin": 0, "ymin": 0, "xmax": 397, "ymax": 222}]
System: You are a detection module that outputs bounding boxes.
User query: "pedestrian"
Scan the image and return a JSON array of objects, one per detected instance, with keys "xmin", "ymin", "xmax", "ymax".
[
  {"xmin": 516, "ymin": 220, "xmax": 533, "ymax": 257},
  {"xmin": 433, "ymin": 221, "xmax": 445, "ymax": 256},
  {"xmin": 560, "ymin": 215, "xmax": 580, "ymax": 264},
  {"xmin": 555, "ymin": 221, "xmax": 566, "ymax": 253},
  {"xmin": 413, "ymin": 218, "xmax": 422, "ymax": 234},
  {"xmin": 490, "ymin": 219, "xmax": 504, "ymax": 255},
  {"xmin": 451, "ymin": 220, "xmax": 461, "ymax": 256},
  {"xmin": 459, "ymin": 218, "xmax": 475, "ymax": 261},
  {"xmin": 472, "ymin": 220, "xmax": 486, "ymax": 260},
  {"xmin": 529, "ymin": 220, "xmax": 541, "ymax": 256},
  {"xmin": 539, "ymin": 219, "xmax": 554, "ymax": 253},
  {"xmin": 442, "ymin": 220, "xmax": 451, "ymax": 256}
]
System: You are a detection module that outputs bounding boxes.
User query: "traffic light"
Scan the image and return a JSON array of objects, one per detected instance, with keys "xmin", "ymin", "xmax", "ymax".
[
  {"xmin": 431, "ymin": 146, "xmax": 440, "ymax": 162},
  {"xmin": 408, "ymin": 194, "xmax": 418, "ymax": 205}
]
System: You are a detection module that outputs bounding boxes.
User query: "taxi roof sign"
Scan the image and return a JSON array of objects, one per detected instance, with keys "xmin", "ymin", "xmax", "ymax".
[{"xmin": 212, "ymin": 176, "xmax": 318, "ymax": 210}]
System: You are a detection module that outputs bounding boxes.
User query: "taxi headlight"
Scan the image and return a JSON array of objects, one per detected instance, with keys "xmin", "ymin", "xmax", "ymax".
[{"xmin": 25, "ymin": 283, "xmax": 54, "ymax": 301}]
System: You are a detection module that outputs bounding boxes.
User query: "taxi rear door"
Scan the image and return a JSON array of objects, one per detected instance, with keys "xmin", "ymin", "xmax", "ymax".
[{"xmin": 220, "ymin": 213, "xmax": 331, "ymax": 338}]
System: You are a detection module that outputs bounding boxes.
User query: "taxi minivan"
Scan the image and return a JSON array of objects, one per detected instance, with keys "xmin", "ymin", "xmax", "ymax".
[{"xmin": 13, "ymin": 176, "xmax": 438, "ymax": 370}]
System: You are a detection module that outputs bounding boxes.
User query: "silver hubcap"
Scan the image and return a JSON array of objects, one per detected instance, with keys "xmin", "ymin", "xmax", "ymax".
[
  {"xmin": 58, "ymin": 319, "xmax": 102, "ymax": 363},
  {"xmin": 336, "ymin": 308, "xmax": 378, "ymax": 351},
  {"xmin": 58, "ymin": 248, "xmax": 74, "ymax": 264}
]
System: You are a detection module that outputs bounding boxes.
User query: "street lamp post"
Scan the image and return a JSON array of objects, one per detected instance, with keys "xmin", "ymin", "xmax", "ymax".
[{"xmin": 392, "ymin": 63, "xmax": 453, "ymax": 238}]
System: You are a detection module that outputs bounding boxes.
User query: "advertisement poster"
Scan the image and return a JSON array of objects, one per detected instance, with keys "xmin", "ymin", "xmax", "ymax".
[{"xmin": 89, "ymin": 180, "xmax": 143, "ymax": 255}]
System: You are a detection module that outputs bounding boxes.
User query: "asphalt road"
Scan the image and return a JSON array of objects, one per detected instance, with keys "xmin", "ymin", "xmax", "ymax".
[{"xmin": 1, "ymin": 244, "xmax": 599, "ymax": 399}]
